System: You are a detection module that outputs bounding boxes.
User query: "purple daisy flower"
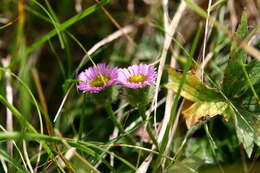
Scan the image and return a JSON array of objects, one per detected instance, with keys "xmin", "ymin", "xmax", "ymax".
[
  {"xmin": 77, "ymin": 63, "xmax": 118, "ymax": 93},
  {"xmin": 117, "ymin": 64, "xmax": 157, "ymax": 88}
]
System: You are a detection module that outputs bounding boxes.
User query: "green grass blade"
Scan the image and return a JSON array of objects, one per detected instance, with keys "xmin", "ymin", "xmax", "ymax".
[
  {"xmin": 0, "ymin": 132, "xmax": 136, "ymax": 171},
  {"xmin": 0, "ymin": 149, "xmax": 28, "ymax": 172},
  {"xmin": 0, "ymin": 67, "xmax": 43, "ymax": 133},
  {"xmin": 30, "ymin": 0, "xmax": 64, "ymax": 48},
  {"xmin": 24, "ymin": 0, "xmax": 110, "ymax": 56}
]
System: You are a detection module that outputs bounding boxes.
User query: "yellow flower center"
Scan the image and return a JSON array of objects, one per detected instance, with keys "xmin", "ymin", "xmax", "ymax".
[
  {"xmin": 127, "ymin": 74, "xmax": 148, "ymax": 83},
  {"xmin": 89, "ymin": 75, "xmax": 110, "ymax": 87}
]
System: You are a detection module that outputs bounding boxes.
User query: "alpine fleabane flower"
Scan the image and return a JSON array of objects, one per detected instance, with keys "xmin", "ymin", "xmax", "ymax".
[
  {"xmin": 117, "ymin": 64, "xmax": 157, "ymax": 106},
  {"xmin": 77, "ymin": 63, "xmax": 118, "ymax": 93},
  {"xmin": 117, "ymin": 64, "xmax": 156, "ymax": 88}
]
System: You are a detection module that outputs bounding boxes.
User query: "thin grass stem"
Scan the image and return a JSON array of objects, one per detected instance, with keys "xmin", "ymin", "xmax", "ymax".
[
  {"xmin": 104, "ymin": 104, "xmax": 136, "ymax": 145},
  {"xmin": 138, "ymin": 104, "xmax": 159, "ymax": 151}
]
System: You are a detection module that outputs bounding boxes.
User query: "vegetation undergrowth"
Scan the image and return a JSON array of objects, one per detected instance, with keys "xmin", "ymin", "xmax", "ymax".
[{"xmin": 0, "ymin": 0, "xmax": 259, "ymax": 172}]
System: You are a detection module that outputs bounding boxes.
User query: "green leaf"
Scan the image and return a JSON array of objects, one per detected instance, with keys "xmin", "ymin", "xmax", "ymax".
[
  {"xmin": 166, "ymin": 157, "xmax": 204, "ymax": 173},
  {"xmin": 246, "ymin": 60, "xmax": 260, "ymax": 86},
  {"xmin": 165, "ymin": 68, "xmax": 223, "ymax": 102},
  {"xmin": 238, "ymin": 60, "xmax": 260, "ymax": 113},
  {"xmin": 222, "ymin": 11, "xmax": 249, "ymax": 97},
  {"xmin": 236, "ymin": 109, "xmax": 260, "ymax": 149},
  {"xmin": 232, "ymin": 108, "xmax": 255, "ymax": 157},
  {"xmin": 185, "ymin": 138, "xmax": 215, "ymax": 164},
  {"xmin": 233, "ymin": 60, "xmax": 260, "ymax": 100},
  {"xmin": 254, "ymin": 116, "xmax": 260, "ymax": 147},
  {"xmin": 236, "ymin": 11, "xmax": 248, "ymax": 40},
  {"xmin": 183, "ymin": 101, "xmax": 229, "ymax": 128}
]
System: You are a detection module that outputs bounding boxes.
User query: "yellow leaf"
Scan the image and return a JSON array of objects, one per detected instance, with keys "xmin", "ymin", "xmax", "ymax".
[
  {"xmin": 165, "ymin": 67, "xmax": 228, "ymax": 128},
  {"xmin": 165, "ymin": 67, "xmax": 222, "ymax": 102},
  {"xmin": 183, "ymin": 101, "xmax": 228, "ymax": 128}
]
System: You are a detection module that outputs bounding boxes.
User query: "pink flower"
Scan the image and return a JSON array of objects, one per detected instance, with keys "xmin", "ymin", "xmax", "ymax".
[
  {"xmin": 117, "ymin": 64, "xmax": 157, "ymax": 88},
  {"xmin": 77, "ymin": 63, "xmax": 118, "ymax": 93}
]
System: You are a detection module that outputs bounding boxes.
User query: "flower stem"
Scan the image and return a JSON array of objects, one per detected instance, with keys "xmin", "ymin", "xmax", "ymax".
[
  {"xmin": 78, "ymin": 114, "xmax": 85, "ymax": 140},
  {"xmin": 138, "ymin": 104, "xmax": 160, "ymax": 151},
  {"xmin": 104, "ymin": 104, "xmax": 135, "ymax": 144}
]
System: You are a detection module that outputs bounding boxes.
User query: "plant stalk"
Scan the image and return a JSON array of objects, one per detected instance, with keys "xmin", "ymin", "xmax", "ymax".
[
  {"xmin": 138, "ymin": 104, "xmax": 159, "ymax": 151},
  {"xmin": 105, "ymin": 104, "xmax": 136, "ymax": 144}
]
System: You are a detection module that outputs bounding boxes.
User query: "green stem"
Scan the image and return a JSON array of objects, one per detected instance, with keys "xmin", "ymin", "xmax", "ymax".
[
  {"xmin": 105, "ymin": 104, "xmax": 125, "ymax": 133},
  {"xmin": 104, "ymin": 104, "xmax": 136, "ymax": 144},
  {"xmin": 138, "ymin": 104, "xmax": 160, "ymax": 151},
  {"xmin": 78, "ymin": 114, "xmax": 85, "ymax": 140}
]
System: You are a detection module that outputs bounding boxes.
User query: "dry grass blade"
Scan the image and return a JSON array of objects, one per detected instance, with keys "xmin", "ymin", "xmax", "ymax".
[
  {"xmin": 1, "ymin": 57, "xmax": 13, "ymax": 158},
  {"xmin": 87, "ymin": 25, "xmax": 135, "ymax": 59},
  {"xmin": 152, "ymin": 1, "xmax": 187, "ymax": 124},
  {"xmin": 23, "ymin": 141, "xmax": 34, "ymax": 173},
  {"xmin": 160, "ymin": 47, "xmax": 179, "ymax": 168},
  {"xmin": 227, "ymin": 0, "xmax": 238, "ymax": 33},
  {"xmin": 137, "ymin": 2, "xmax": 187, "ymax": 173},
  {"xmin": 201, "ymin": 0, "xmax": 212, "ymax": 81}
]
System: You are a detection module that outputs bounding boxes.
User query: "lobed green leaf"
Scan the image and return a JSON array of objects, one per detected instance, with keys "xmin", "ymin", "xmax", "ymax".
[{"xmin": 222, "ymin": 11, "xmax": 249, "ymax": 97}]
